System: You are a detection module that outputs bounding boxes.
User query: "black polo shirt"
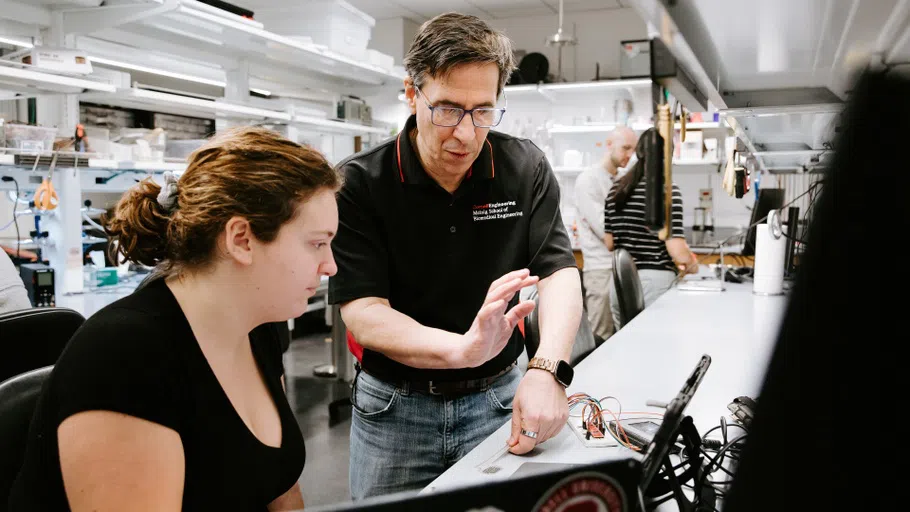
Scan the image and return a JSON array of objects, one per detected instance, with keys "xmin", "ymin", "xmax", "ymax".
[{"xmin": 328, "ymin": 115, "xmax": 576, "ymax": 382}]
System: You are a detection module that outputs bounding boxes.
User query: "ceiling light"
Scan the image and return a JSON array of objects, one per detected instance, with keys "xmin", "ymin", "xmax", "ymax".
[
  {"xmin": 90, "ymin": 56, "xmax": 224, "ymax": 87},
  {"xmin": 91, "ymin": 56, "xmax": 271, "ymax": 96},
  {"xmin": 0, "ymin": 36, "xmax": 33, "ymax": 48}
]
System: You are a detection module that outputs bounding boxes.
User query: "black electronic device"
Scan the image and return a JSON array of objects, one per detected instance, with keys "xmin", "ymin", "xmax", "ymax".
[
  {"xmin": 18, "ymin": 263, "xmax": 55, "ymax": 307},
  {"xmin": 615, "ymin": 418, "xmax": 662, "ymax": 448},
  {"xmin": 308, "ymin": 458, "xmax": 642, "ymax": 512},
  {"xmin": 639, "ymin": 354, "xmax": 712, "ymax": 491},
  {"xmin": 742, "ymin": 188, "xmax": 785, "ymax": 256},
  {"xmin": 784, "ymin": 206, "xmax": 800, "ymax": 275}
]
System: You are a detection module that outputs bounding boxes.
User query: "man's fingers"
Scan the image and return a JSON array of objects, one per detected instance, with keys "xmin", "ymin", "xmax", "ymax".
[
  {"xmin": 508, "ymin": 436, "xmax": 536, "ymax": 455},
  {"xmin": 539, "ymin": 413, "xmax": 566, "ymax": 443},
  {"xmin": 505, "ymin": 300, "xmax": 536, "ymax": 328},
  {"xmin": 508, "ymin": 418, "xmax": 540, "ymax": 455},
  {"xmin": 478, "ymin": 299, "xmax": 505, "ymax": 321},
  {"xmin": 508, "ymin": 403, "xmax": 523, "ymax": 447},
  {"xmin": 486, "ymin": 277, "xmax": 523, "ymax": 304},
  {"xmin": 488, "ymin": 269, "xmax": 530, "ymax": 294},
  {"xmin": 486, "ymin": 275, "xmax": 539, "ymax": 305}
]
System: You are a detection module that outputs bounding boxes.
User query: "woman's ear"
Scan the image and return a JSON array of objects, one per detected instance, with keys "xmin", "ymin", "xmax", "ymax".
[{"xmin": 223, "ymin": 216, "xmax": 254, "ymax": 266}]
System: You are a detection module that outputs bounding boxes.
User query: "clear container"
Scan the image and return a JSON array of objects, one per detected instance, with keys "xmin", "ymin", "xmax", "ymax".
[
  {"xmin": 3, "ymin": 124, "xmax": 58, "ymax": 152},
  {"xmin": 165, "ymin": 139, "xmax": 206, "ymax": 161}
]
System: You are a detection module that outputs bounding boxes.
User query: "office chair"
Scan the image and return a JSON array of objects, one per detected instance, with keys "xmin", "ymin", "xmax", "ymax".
[
  {"xmin": 612, "ymin": 248, "xmax": 645, "ymax": 329},
  {"xmin": 0, "ymin": 365, "xmax": 53, "ymax": 507},
  {"xmin": 0, "ymin": 308, "xmax": 84, "ymax": 383},
  {"xmin": 522, "ymin": 286, "xmax": 600, "ymax": 366}
]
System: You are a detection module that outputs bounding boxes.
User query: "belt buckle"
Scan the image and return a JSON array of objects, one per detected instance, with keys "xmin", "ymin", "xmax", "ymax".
[{"xmin": 428, "ymin": 381, "xmax": 440, "ymax": 395}]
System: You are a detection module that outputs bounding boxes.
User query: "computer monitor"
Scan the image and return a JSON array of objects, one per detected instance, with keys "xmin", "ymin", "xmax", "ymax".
[{"xmin": 742, "ymin": 188, "xmax": 785, "ymax": 256}]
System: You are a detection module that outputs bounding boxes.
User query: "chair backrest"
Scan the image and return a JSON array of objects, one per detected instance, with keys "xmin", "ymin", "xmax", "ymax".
[
  {"xmin": 612, "ymin": 248, "xmax": 645, "ymax": 329},
  {"xmin": 522, "ymin": 286, "xmax": 600, "ymax": 366},
  {"xmin": 0, "ymin": 308, "xmax": 84, "ymax": 383},
  {"xmin": 0, "ymin": 365, "xmax": 53, "ymax": 507}
]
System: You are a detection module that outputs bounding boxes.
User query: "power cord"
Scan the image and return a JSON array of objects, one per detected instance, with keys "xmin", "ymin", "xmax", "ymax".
[{"xmin": 1, "ymin": 175, "xmax": 21, "ymax": 259}]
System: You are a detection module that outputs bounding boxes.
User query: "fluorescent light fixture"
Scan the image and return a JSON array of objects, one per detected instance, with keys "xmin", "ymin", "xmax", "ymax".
[
  {"xmin": 0, "ymin": 36, "xmax": 33, "ymax": 48},
  {"xmin": 503, "ymin": 84, "xmax": 539, "ymax": 92},
  {"xmin": 549, "ymin": 124, "xmax": 616, "ymax": 133},
  {"xmin": 91, "ymin": 56, "xmax": 271, "ymax": 96},
  {"xmin": 0, "ymin": 65, "xmax": 116, "ymax": 93},
  {"xmin": 120, "ymin": 88, "xmax": 291, "ymax": 120},
  {"xmin": 544, "ymin": 79, "xmax": 652, "ymax": 90},
  {"xmin": 90, "ymin": 56, "xmax": 224, "ymax": 87},
  {"xmin": 505, "ymin": 79, "xmax": 652, "ymax": 93}
]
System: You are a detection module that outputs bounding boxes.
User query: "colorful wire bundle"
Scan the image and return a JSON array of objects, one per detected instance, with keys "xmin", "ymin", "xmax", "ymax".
[{"xmin": 567, "ymin": 393, "xmax": 664, "ymax": 451}]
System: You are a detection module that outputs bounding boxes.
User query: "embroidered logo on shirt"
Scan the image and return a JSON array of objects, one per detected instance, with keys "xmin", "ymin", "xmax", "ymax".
[{"xmin": 472, "ymin": 201, "xmax": 523, "ymax": 222}]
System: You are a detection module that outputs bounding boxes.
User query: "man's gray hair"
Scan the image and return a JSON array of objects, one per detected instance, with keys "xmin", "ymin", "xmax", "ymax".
[{"xmin": 404, "ymin": 12, "xmax": 517, "ymax": 96}]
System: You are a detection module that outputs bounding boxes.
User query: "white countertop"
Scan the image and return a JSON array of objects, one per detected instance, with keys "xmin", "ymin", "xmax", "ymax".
[{"xmin": 424, "ymin": 279, "xmax": 789, "ymax": 494}]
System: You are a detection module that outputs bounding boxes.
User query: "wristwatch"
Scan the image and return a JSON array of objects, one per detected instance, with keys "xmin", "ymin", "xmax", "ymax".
[{"xmin": 527, "ymin": 357, "xmax": 574, "ymax": 387}]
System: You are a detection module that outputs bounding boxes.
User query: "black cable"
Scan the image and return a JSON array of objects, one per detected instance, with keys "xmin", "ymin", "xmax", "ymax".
[
  {"xmin": 699, "ymin": 449, "xmax": 737, "ymax": 479},
  {"xmin": 697, "ymin": 434, "xmax": 748, "ymax": 495},
  {"xmin": 1, "ymin": 176, "xmax": 20, "ymax": 259},
  {"xmin": 701, "ymin": 422, "xmax": 748, "ymax": 441}
]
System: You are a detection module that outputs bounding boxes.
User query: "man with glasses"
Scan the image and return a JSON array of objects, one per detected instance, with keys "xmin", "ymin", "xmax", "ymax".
[{"xmin": 329, "ymin": 12, "xmax": 582, "ymax": 499}]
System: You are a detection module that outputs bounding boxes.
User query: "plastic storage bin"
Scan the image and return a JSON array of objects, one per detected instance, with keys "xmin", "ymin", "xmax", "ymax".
[
  {"xmin": 165, "ymin": 139, "xmax": 206, "ymax": 160},
  {"xmin": 2, "ymin": 124, "xmax": 58, "ymax": 152},
  {"xmin": 256, "ymin": 0, "xmax": 375, "ymax": 60}
]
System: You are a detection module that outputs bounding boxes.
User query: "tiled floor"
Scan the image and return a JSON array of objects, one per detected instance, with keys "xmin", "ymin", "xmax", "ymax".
[{"xmin": 283, "ymin": 318, "xmax": 354, "ymax": 508}]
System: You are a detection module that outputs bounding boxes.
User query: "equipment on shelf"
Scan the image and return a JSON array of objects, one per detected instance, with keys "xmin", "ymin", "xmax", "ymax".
[
  {"xmin": 545, "ymin": 0, "xmax": 578, "ymax": 82},
  {"xmin": 19, "ymin": 263, "xmax": 55, "ymax": 307},
  {"xmin": 337, "ymin": 96, "xmax": 372, "ymax": 125}
]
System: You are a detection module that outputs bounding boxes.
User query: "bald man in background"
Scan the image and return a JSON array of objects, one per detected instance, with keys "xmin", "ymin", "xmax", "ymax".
[{"xmin": 573, "ymin": 127, "xmax": 638, "ymax": 341}]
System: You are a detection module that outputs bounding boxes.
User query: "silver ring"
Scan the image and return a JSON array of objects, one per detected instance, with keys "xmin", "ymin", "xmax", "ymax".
[{"xmin": 520, "ymin": 428, "xmax": 539, "ymax": 439}]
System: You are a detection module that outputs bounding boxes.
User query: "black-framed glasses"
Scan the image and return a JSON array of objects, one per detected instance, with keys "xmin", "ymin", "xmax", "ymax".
[{"xmin": 414, "ymin": 84, "xmax": 507, "ymax": 128}]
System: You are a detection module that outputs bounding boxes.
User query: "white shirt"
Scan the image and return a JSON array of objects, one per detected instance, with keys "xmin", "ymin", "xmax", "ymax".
[
  {"xmin": 574, "ymin": 164, "xmax": 617, "ymax": 271},
  {"xmin": 1, "ymin": 250, "xmax": 31, "ymax": 313}
]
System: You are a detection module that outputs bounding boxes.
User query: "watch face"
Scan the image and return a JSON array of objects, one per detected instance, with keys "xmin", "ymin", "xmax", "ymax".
[{"xmin": 555, "ymin": 361, "xmax": 574, "ymax": 386}]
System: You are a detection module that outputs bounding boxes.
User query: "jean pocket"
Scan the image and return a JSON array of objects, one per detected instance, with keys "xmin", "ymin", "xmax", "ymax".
[
  {"xmin": 486, "ymin": 367, "xmax": 520, "ymax": 411},
  {"xmin": 352, "ymin": 372, "xmax": 399, "ymax": 418}
]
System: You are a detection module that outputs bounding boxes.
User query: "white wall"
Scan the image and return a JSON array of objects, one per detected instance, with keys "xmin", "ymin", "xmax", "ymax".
[
  {"xmin": 371, "ymin": 17, "xmax": 420, "ymax": 66},
  {"xmin": 490, "ymin": 8, "xmax": 647, "ymax": 82},
  {"xmin": 367, "ymin": 8, "xmax": 648, "ymax": 127},
  {"xmin": 370, "ymin": 8, "xmax": 648, "ymax": 81}
]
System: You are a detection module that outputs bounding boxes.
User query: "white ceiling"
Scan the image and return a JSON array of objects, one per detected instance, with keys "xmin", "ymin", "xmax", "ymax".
[{"xmin": 236, "ymin": 0, "xmax": 625, "ymax": 22}]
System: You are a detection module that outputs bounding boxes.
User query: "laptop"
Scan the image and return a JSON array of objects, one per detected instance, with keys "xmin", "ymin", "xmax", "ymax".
[
  {"xmin": 308, "ymin": 458, "xmax": 643, "ymax": 512},
  {"xmin": 309, "ymin": 355, "xmax": 711, "ymax": 512}
]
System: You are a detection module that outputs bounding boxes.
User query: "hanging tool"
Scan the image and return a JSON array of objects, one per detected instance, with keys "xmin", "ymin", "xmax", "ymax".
[
  {"xmin": 656, "ymin": 101, "xmax": 673, "ymax": 241},
  {"xmin": 34, "ymin": 152, "xmax": 59, "ymax": 211}
]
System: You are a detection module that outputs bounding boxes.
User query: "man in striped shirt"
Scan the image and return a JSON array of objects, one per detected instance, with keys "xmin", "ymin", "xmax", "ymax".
[{"xmin": 604, "ymin": 135, "xmax": 698, "ymax": 328}]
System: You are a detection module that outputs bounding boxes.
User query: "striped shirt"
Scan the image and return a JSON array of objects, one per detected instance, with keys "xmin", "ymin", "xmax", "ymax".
[{"xmin": 604, "ymin": 179, "xmax": 685, "ymax": 272}]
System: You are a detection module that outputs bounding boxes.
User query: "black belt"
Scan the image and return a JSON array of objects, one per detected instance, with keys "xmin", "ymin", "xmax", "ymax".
[{"xmin": 358, "ymin": 362, "xmax": 517, "ymax": 396}]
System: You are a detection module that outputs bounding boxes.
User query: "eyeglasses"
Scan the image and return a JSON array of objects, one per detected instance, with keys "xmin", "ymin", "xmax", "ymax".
[{"xmin": 414, "ymin": 84, "xmax": 507, "ymax": 128}]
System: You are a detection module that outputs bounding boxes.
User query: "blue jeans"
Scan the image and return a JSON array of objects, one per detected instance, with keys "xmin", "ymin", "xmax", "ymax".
[{"xmin": 349, "ymin": 365, "xmax": 522, "ymax": 500}]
